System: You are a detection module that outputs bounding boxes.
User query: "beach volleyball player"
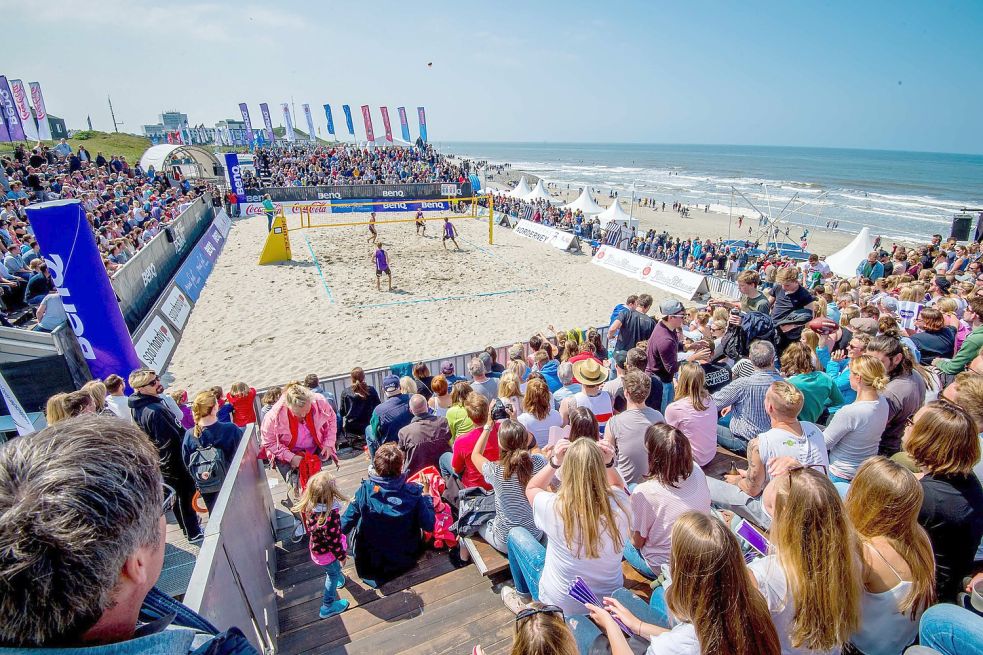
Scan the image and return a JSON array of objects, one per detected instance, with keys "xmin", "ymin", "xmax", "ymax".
[
  {"xmin": 442, "ymin": 217, "xmax": 461, "ymax": 250},
  {"xmin": 373, "ymin": 241, "xmax": 392, "ymax": 291},
  {"xmin": 415, "ymin": 209, "xmax": 426, "ymax": 236},
  {"xmin": 367, "ymin": 211, "xmax": 378, "ymax": 243}
]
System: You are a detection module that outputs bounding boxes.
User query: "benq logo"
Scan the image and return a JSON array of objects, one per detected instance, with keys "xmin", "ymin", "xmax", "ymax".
[
  {"xmin": 421, "ymin": 202, "xmax": 443, "ymax": 209},
  {"xmin": 316, "ymin": 192, "xmax": 342, "ymax": 200},
  {"xmin": 229, "ymin": 165, "xmax": 243, "ymax": 194},
  {"xmin": 245, "ymin": 194, "xmax": 265, "ymax": 203},
  {"xmin": 382, "ymin": 203, "xmax": 408, "ymax": 210},
  {"xmin": 381, "ymin": 190, "xmax": 405, "ymax": 197},
  {"xmin": 141, "ymin": 263, "xmax": 158, "ymax": 287}
]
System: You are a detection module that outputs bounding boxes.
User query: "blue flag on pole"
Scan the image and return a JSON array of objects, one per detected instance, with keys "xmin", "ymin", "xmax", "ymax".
[
  {"xmin": 417, "ymin": 106, "xmax": 428, "ymax": 143},
  {"xmin": 323, "ymin": 104, "xmax": 335, "ymax": 135},
  {"xmin": 342, "ymin": 104, "xmax": 354, "ymax": 135}
]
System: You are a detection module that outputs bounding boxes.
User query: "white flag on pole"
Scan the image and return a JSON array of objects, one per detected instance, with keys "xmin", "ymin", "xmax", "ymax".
[{"xmin": 0, "ymin": 371, "xmax": 36, "ymax": 435}]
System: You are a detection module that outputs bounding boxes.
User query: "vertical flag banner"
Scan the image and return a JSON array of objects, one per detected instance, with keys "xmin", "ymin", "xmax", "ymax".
[
  {"xmin": 28, "ymin": 82, "xmax": 52, "ymax": 141},
  {"xmin": 380, "ymin": 106, "xmax": 393, "ymax": 143},
  {"xmin": 360, "ymin": 105, "xmax": 375, "ymax": 142},
  {"xmin": 0, "ymin": 101, "xmax": 10, "ymax": 142},
  {"xmin": 323, "ymin": 104, "xmax": 335, "ymax": 135},
  {"xmin": 9, "ymin": 80, "xmax": 38, "ymax": 141},
  {"xmin": 260, "ymin": 102, "xmax": 275, "ymax": 143},
  {"xmin": 342, "ymin": 104, "xmax": 355, "ymax": 136},
  {"xmin": 417, "ymin": 106, "xmax": 428, "ymax": 143},
  {"xmin": 281, "ymin": 103, "xmax": 297, "ymax": 142},
  {"xmin": 238, "ymin": 103, "xmax": 255, "ymax": 147},
  {"xmin": 224, "ymin": 152, "xmax": 245, "ymax": 203},
  {"xmin": 25, "ymin": 200, "xmax": 143, "ymax": 382},
  {"xmin": 302, "ymin": 103, "xmax": 317, "ymax": 142},
  {"xmin": 397, "ymin": 107, "xmax": 411, "ymax": 142},
  {"xmin": 0, "ymin": 370, "xmax": 36, "ymax": 435},
  {"xmin": 0, "ymin": 77, "xmax": 27, "ymax": 141}
]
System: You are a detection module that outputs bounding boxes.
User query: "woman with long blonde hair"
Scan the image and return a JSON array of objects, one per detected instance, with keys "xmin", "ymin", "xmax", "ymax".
[
  {"xmin": 498, "ymin": 371, "xmax": 523, "ymax": 416},
  {"xmin": 578, "ymin": 512, "xmax": 781, "ymax": 655},
  {"xmin": 181, "ymin": 390, "xmax": 243, "ymax": 512},
  {"xmin": 823, "ymin": 354, "xmax": 890, "ymax": 484},
  {"xmin": 500, "ymin": 437, "xmax": 629, "ymax": 616},
  {"xmin": 845, "ymin": 457, "xmax": 935, "ymax": 655},
  {"xmin": 665, "ymin": 361, "xmax": 718, "ymax": 467},
  {"xmin": 757, "ymin": 467, "xmax": 862, "ymax": 654}
]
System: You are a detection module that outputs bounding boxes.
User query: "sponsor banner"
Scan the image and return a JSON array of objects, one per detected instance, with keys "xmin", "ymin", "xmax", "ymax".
[
  {"xmin": 241, "ymin": 199, "xmax": 450, "ymax": 216},
  {"xmin": 323, "ymin": 104, "xmax": 335, "ymax": 135},
  {"xmin": 174, "ymin": 220, "xmax": 230, "ymax": 303},
  {"xmin": 0, "ymin": 370, "xmax": 36, "ymax": 435},
  {"xmin": 26, "ymin": 200, "xmax": 142, "ymax": 381},
  {"xmin": 9, "ymin": 79, "xmax": 38, "ymax": 141},
  {"xmin": 0, "ymin": 76, "xmax": 26, "ymax": 141},
  {"xmin": 360, "ymin": 104, "xmax": 375, "ymax": 142},
  {"xmin": 160, "ymin": 285, "xmax": 192, "ymax": 330},
  {"xmin": 260, "ymin": 102, "xmax": 274, "ymax": 142},
  {"xmin": 380, "ymin": 106, "xmax": 393, "ymax": 143},
  {"xmin": 225, "ymin": 152, "xmax": 245, "ymax": 203},
  {"xmin": 342, "ymin": 104, "xmax": 354, "ymax": 135},
  {"xmin": 238, "ymin": 103, "xmax": 255, "ymax": 147},
  {"xmin": 592, "ymin": 245, "xmax": 711, "ymax": 300},
  {"xmin": 303, "ymin": 103, "xmax": 317, "ymax": 142},
  {"xmin": 898, "ymin": 300, "xmax": 922, "ymax": 331},
  {"xmin": 397, "ymin": 106, "xmax": 411, "ymax": 142},
  {"xmin": 213, "ymin": 207, "xmax": 232, "ymax": 237},
  {"xmin": 243, "ymin": 181, "xmax": 471, "ymax": 203},
  {"xmin": 282, "ymin": 103, "xmax": 296, "ymax": 141},
  {"xmin": 513, "ymin": 219, "xmax": 577, "ymax": 251},
  {"xmin": 0, "ymin": 108, "xmax": 10, "ymax": 142},
  {"xmin": 132, "ymin": 313, "xmax": 178, "ymax": 372},
  {"xmin": 417, "ymin": 106, "xmax": 427, "ymax": 142},
  {"xmin": 28, "ymin": 82, "xmax": 51, "ymax": 140}
]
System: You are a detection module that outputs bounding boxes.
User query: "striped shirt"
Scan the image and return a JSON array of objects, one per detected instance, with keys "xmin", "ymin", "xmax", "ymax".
[
  {"xmin": 482, "ymin": 455, "xmax": 547, "ymax": 546},
  {"xmin": 712, "ymin": 369, "xmax": 784, "ymax": 442}
]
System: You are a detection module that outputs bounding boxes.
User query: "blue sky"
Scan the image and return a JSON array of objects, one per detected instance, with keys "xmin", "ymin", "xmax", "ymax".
[{"xmin": 4, "ymin": 0, "xmax": 982, "ymax": 153}]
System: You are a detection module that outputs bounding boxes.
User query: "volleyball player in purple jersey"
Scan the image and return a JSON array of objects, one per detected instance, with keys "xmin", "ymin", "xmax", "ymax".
[
  {"xmin": 442, "ymin": 217, "xmax": 460, "ymax": 250},
  {"xmin": 373, "ymin": 242, "xmax": 392, "ymax": 291}
]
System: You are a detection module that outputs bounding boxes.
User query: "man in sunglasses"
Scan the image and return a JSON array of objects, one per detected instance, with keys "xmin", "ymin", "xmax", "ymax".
[
  {"xmin": 129, "ymin": 368, "xmax": 202, "ymax": 544},
  {"xmin": 0, "ymin": 416, "xmax": 257, "ymax": 653}
]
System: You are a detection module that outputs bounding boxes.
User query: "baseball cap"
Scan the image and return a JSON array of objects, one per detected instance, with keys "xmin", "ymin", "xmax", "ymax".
[
  {"xmin": 382, "ymin": 374, "xmax": 400, "ymax": 393},
  {"xmin": 934, "ymin": 276, "xmax": 952, "ymax": 293},
  {"xmin": 659, "ymin": 298, "xmax": 685, "ymax": 316},
  {"xmin": 440, "ymin": 360, "xmax": 455, "ymax": 375},
  {"xmin": 613, "ymin": 350, "xmax": 628, "ymax": 368}
]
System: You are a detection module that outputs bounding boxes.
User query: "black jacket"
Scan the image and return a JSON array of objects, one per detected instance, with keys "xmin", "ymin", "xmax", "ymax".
[{"xmin": 129, "ymin": 393, "xmax": 185, "ymax": 476}]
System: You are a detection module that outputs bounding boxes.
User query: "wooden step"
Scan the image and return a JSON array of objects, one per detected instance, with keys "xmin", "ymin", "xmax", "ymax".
[{"xmin": 461, "ymin": 536, "xmax": 509, "ymax": 577}]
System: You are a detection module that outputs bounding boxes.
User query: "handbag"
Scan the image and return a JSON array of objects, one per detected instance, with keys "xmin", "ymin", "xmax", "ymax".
[{"xmin": 451, "ymin": 486, "xmax": 496, "ymax": 537}]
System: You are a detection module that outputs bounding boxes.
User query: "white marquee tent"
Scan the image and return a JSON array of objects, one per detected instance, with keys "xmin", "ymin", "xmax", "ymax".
[
  {"xmin": 824, "ymin": 226, "xmax": 876, "ymax": 277},
  {"xmin": 597, "ymin": 199, "xmax": 639, "ymax": 229},
  {"xmin": 523, "ymin": 179, "xmax": 554, "ymax": 203},
  {"xmin": 508, "ymin": 176, "xmax": 532, "ymax": 198},
  {"xmin": 563, "ymin": 186, "xmax": 605, "ymax": 214}
]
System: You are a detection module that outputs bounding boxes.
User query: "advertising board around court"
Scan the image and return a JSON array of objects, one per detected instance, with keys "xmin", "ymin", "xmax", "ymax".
[
  {"xmin": 512, "ymin": 219, "xmax": 578, "ymax": 251},
  {"xmin": 242, "ymin": 181, "xmax": 472, "ymax": 204},
  {"xmin": 592, "ymin": 244, "xmax": 711, "ymax": 301}
]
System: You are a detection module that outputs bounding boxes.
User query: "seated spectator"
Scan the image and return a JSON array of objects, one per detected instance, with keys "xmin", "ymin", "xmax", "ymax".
[
  {"xmin": 470, "ymin": 417, "xmax": 545, "ymax": 554},
  {"xmin": 81, "ymin": 379, "xmax": 113, "ymax": 416},
  {"xmin": 844, "ymin": 457, "xmax": 936, "ymax": 655},
  {"xmin": 366, "ymin": 374, "xmax": 412, "ymax": 457},
  {"xmin": 824, "ymin": 355, "xmax": 890, "ymax": 483},
  {"xmin": 911, "ymin": 307, "xmax": 956, "ymax": 365},
  {"xmin": 935, "ymin": 295, "xmax": 983, "ymax": 374},
  {"xmin": 575, "ymin": 512, "xmax": 781, "ymax": 655},
  {"xmin": 0, "ymin": 417, "xmax": 258, "ymax": 653},
  {"xmin": 446, "ymin": 394, "xmax": 500, "ymax": 489},
  {"xmin": 103, "ymin": 373, "xmax": 132, "ymax": 422},
  {"xmin": 712, "ymin": 340, "xmax": 783, "ymax": 456},
  {"xmin": 209, "ymin": 385, "xmax": 235, "ymax": 423},
  {"xmin": 604, "ymin": 370, "xmax": 664, "ymax": 486},
  {"xmin": 32, "ymin": 289, "xmax": 66, "ymax": 332},
  {"xmin": 867, "ymin": 335, "xmax": 927, "ymax": 456},
  {"xmin": 901, "ymin": 400, "xmax": 983, "ymax": 601},
  {"xmin": 754, "ymin": 467, "xmax": 862, "ymax": 654},
  {"xmin": 665, "ymin": 361, "xmax": 718, "ymax": 467},
  {"xmin": 445, "ymin": 380, "xmax": 475, "ymax": 440},
  {"xmin": 917, "ymin": 603, "xmax": 983, "ymax": 655},
  {"xmin": 501, "ymin": 438, "xmax": 629, "ymax": 616},
  {"xmin": 551, "ymin": 361, "xmax": 581, "ymax": 407},
  {"xmin": 340, "ymin": 367, "xmax": 380, "ymax": 442},
  {"xmin": 824, "ymin": 332, "xmax": 869, "ymax": 416},
  {"xmin": 533, "ymin": 348, "xmax": 561, "ymax": 391},
  {"xmin": 469, "ymin": 356, "xmax": 499, "ymax": 401},
  {"xmin": 183, "ymin": 391, "xmax": 243, "ymax": 513},
  {"xmin": 259, "ymin": 386, "xmax": 282, "ymax": 425},
  {"xmin": 341, "ymin": 443, "xmax": 435, "ymax": 588},
  {"xmin": 708, "ymin": 381, "xmax": 828, "ymax": 529},
  {"xmin": 497, "ymin": 371, "xmax": 524, "ymax": 417},
  {"xmin": 517, "ymin": 377, "xmax": 562, "ymax": 448},
  {"xmin": 226, "ymin": 381, "xmax": 257, "ymax": 427},
  {"xmin": 625, "ymin": 424, "xmax": 711, "ymax": 578},
  {"xmin": 24, "ymin": 258, "xmax": 54, "ymax": 306},
  {"xmin": 781, "ymin": 342, "xmax": 844, "ymax": 423},
  {"xmin": 397, "ymin": 394, "xmax": 451, "ymax": 478},
  {"xmin": 484, "ymin": 345, "xmax": 506, "ymax": 375},
  {"xmin": 560, "ymin": 358, "xmax": 613, "ymax": 431},
  {"xmin": 474, "ymin": 602, "xmax": 578, "ymax": 655},
  {"xmin": 440, "ymin": 360, "xmax": 465, "ymax": 385},
  {"xmin": 427, "ymin": 374, "xmax": 452, "ymax": 417},
  {"xmin": 412, "ymin": 362, "xmax": 434, "ymax": 398}
]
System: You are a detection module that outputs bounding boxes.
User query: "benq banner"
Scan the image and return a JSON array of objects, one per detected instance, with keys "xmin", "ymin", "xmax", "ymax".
[
  {"xmin": 342, "ymin": 104, "xmax": 355, "ymax": 136},
  {"xmin": 26, "ymin": 200, "xmax": 142, "ymax": 381},
  {"xmin": 224, "ymin": 152, "xmax": 245, "ymax": 203},
  {"xmin": 282, "ymin": 103, "xmax": 296, "ymax": 141},
  {"xmin": 260, "ymin": 102, "xmax": 275, "ymax": 143},
  {"xmin": 9, "ymin": 79, "xmax": 38, "ymax": 141},
  {"xmin": 0, "ymin": 76, "xmax": 26, "ymax": 141},
  {"xmin": 417, "ymin": 106, "xmax": 428, "ymax": 142},
  {"xmin": 238, "ymin": 103, "xmax": 255, "ymax": 147},
  {"xmin": 397, "ymin": 106, "xmax": 411, "ymax": 142},
  {"xmin": 361, "ymin": 105, "xmax": 375, "ymax": 142},
  {"xmin": 323, "ymin": 104, "xmax": 335, "ymax": 135},
  {"xmin": 380, "ymin": 106, "xmax": 393, "ymax": 143},
  {"xmin": 28, "ymin": 82, "xmax": 51, "ymax": 141}
]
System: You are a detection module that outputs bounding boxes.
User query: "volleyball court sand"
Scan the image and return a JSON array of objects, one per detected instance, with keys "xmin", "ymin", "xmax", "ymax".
[{"xmin": 167, "ymin": 210, "xmax": 673, "ymax": 391}]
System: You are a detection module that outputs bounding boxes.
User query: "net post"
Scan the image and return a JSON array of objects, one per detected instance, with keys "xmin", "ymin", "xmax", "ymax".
[{"xmin": 488, "ymin": 194, "xmax": 494, "ymax": 245}]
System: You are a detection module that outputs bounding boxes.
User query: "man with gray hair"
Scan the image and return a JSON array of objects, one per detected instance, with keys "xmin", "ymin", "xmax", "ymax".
[
  {"xmin": 397, "ymin": 394, "xmax": 451, "ymax": 477},
  {"xmin": 0, "ymin": 416, "xmax": 257, "ymax": 652},
  {"xmin": 468, "ymin": 356, "xmax": 499, "ymax": 402},
  {"xmin": 711, "ymin": 339, "xmax": 783, "ymax": 455},
  {"xmin": 552, "ymin": 361, "xmax": 581, "ymax": 407}
]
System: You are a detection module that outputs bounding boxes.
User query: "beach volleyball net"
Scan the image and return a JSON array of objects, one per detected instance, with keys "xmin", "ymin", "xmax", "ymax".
[{"xmin": 295, "ymin": 195, "xmax": 491, "ymax": 232}]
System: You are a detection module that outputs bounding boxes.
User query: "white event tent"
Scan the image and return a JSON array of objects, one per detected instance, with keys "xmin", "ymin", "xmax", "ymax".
[
  {"xmin": 523, "ymin": 179, "xmax": 554, "ymax": 202},
  {"xmin": 508, "ymin": 176, "xmax": 532, "ymax": 198},
  {"xmin": 597, "ymin": 199, "xmax": 639, "ymax": 229},
  {"xmin": 563, "ymin": 186, "xmax": 605, "ymax": 214},
  {"xmin": 824, "ymin": 226, "xmax": 876, "ymax": 277}
]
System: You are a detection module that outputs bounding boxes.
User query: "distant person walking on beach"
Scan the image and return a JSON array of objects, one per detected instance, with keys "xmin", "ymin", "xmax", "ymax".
[
  {"xmin": 367, "ymin": 212, "xmax": 378, "ymax": 243},
  {"xmin": 442, "ymin": 217, "xmax": 461, "ymax": 250},
  {"xmin": 415, "ymin": 209, "xmax": 426, "ymax": 236},
  {"xmin": 374, "ymin": 242, "xmax": 392, "ymax": 291}
]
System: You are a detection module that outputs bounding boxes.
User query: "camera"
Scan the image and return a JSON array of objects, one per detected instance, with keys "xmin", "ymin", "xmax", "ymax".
[{"xmin": 491, "ymin": 399, "xmax": 510, "ymax": 421}]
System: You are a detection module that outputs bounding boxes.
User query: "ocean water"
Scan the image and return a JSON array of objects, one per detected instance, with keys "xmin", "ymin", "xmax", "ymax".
[{"xmin": 440, "ymin": 142, "xmax": 983, "ymax": 242}]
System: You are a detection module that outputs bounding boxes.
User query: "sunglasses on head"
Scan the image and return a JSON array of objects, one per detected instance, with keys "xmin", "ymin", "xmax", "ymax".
[{"xmin": 515, "ymin": 605, "xmax": 564, "ymax": 624}]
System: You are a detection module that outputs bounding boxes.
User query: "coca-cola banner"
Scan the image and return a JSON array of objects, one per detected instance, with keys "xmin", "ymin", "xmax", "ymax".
[
  {"xmin": 28, "ymin": 82, "xmax": 51, "ymax": 140},
  {"xmin": 9, "ymin": 79, "xmax": 38, "ymax": 141}
]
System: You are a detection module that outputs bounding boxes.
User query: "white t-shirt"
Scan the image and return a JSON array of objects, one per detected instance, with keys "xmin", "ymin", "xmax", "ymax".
[
  {"xmin": 533, "ymin": 489, "xmax": 631, "ymax": 616},
  {"xmin": 646, "ymin": 622, "xmax": 700, "ymax": 654},
  {"xmin": 757, "ymin": 423, "xmax": 830, "ymax": 486},
  {"xmin": 518, "ymin": 409, "xmax": 563, "ymax": 448},
  {"xmin": 631, "ymin": 466, "xmax": 711, "ymax": 567}
]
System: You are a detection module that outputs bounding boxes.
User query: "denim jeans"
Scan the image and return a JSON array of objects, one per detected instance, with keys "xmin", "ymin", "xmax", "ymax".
[
  {"xmin": 438, "ymin": 451, "xmax": 456, "ymax": 480},
  {"xmin": 622, "ymin": 541, "xmax": 657, "ymax": 579},
  {"xmin": 506, "ymin": 527, "xmax": 546, "ymax": 598},
  {"xmin": 321, "ymin": 560, "xmax": 344, "ymax": 606},
  {"xmin": 366, "ymin": 425, "xmax": 379, "ymax": 458},
  {"xmin": 918, "ymin": 603, "xmax": 983, "ymax": 655},
  {"xmin": 567, "ymin": 587, "xmax": 670, "ymax": 653},
  {"xmin": 660, "ymin": 382, "xmax": 674, "ymax": 414},
  {"xmin": 715, "ymin": 425, "xmax": 749, "ymax": 456}
]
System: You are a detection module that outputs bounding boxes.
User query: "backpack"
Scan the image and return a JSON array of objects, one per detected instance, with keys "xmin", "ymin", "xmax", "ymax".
[
  {"xmin": 188, "ymin": 435, "xmax": 228, "ymax": 494},
  {"xmin": 722, "ymin": 311, "xmax": 777, "ymax": 361},
  {"xmin": 407, "ymin": 466, "xmax": 457, "ymax": 549}
]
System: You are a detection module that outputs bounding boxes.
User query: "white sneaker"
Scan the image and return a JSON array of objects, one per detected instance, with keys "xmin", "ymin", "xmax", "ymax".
[{"xmin": 501, "ymin": 585, "xmax": 532, "ymax": 614}]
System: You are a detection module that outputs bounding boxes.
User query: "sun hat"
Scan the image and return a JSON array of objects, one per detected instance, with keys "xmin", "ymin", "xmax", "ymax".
[{"xmin": 572, "ymin": 358, "xmax": 609, "ymax": 386}]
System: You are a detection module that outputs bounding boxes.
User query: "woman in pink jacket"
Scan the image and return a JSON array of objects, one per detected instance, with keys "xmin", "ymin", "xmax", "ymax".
[{"xmin": 261, "ymin": 382, "xmax": 338, "ymax": 541}]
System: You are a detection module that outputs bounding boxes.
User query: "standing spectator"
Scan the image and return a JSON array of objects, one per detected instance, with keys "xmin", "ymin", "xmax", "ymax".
[
  {"xmin": 262, "ymin": 193, "xmax": 275, "ymax": 231},
  {"xmin": 770, "ymin": 267, "xmax": 816, "ymax": 355},
  {"xmin": 182, "ymin": 391, "xmax": 243, "ymax": 513},
  {"xmin": 665, "ymin": 361, "xmax": 718, "ymax": 467},
  {"xmin": 339, "ymin": 367, "xmax": 381, "ymax": 444},
  {"xmin": 607, "ymin": 293, "xmax": 656, "ymax": 353},
  {"xmin": 397, "ymin": 394, "xmax": 451, "ymax": 477},
  {"xmin": 366, "ymin": 374, "xmax": 413, "ymax": 458},
  {"xmin": 293, "ymin": 471, "xmax": 350, "ymax": 618},
  {"xmin": 103, "ymin": 374, "xmax": 132, "ymax": 422},
  {"xmin": 226, "ymin": 382, "xmax": 257, "ymax": 427},
  {"xmin": 867, "ymin": 336, "xmax": 927, "ymax": 456},
  {"xmin": 169, "ymin": 390, "xmax": 194, "ymax": 429},
  {"xmin": 935, "ymin": 296, "xmax": 983, "ymax": 374},
  {"xmin": 259, "ymin": 386, "xmax": 282, "ymax": 424},
  {"xmin": 646, "ymin": 298, "xmax": 686, "ymax": 412},
  {"xmin": 128, "ymin": 368, "xmax": 202, "ymax": 543},
  {"xmin": 210, "ymin": 385, "xmax": 235, "ymax": 423},
  {"xmin": 604, "ymin": 370, "xmax": 664, "ymax": 486},
  {"xmin": 712, "ymin": 340, "xmax": 784, "ymax": 455}
]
